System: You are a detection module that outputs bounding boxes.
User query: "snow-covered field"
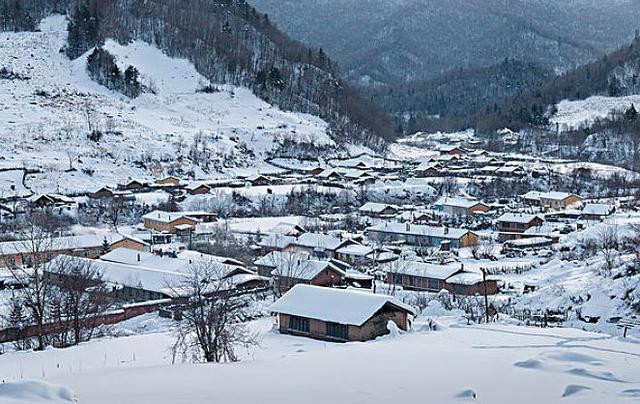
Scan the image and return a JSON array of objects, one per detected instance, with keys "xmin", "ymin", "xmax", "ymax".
[
  {"xmin": 0, "ymin": 16, "xmax": 333, "ymax": 195},
  {"xmin": 1, "ymin": 315, "xmax": 639, "ymax": 404}
]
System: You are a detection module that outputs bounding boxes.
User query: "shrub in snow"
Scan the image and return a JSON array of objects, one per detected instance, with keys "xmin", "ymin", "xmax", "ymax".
[{"xmin": 386, "ymin": 320, "xmax": 401, "ymax": 337}]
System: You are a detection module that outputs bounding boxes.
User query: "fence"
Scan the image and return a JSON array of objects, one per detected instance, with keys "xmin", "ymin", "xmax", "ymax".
[{"xmin": 0, "ymin": 299, "xmax": 171, "ymax": 344}]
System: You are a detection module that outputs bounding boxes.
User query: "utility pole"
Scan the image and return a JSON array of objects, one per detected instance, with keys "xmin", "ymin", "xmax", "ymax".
[{"xmin": 482, "ymin": 268, "xmax": 490, "ymax": 324}]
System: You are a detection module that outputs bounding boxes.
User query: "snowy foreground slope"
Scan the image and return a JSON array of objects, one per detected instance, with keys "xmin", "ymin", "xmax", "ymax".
[
  {"xmin": 0, "ymin": 16, "xmax": 332, "ymax": 194},
  {"xmin": 1, "ymin": 316, "xmax": 639, "ymax": 404}
]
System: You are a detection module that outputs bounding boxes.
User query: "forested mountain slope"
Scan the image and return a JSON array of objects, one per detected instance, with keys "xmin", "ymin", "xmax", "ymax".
[
  {"xmin": 473, "ymin": 36, "xmax": 640, "ymax": 134},
  {"xmin": 249, "ymin": 0, "xmax": 640, "ymax": 85},
  {"xmin": 367, "ymin": 59, "xmax": 554, "ymax": 133}
]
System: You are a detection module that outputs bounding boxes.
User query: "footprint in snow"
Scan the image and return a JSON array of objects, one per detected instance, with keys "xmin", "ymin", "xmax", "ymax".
[
  {"xmin": 562, "ymin": 384, "xmax": 591, "ymax": 397},
  {"xmin": 620, "ymin": 389, "xmax": 640, "ymax": 397},
  {"xmin": 545, "ymin": 351, "xmax": 604, "ymax": 366},
  {"xmin": 514, "ymin": 358, "xmax": 545, "ymax": 369},
  {"xmin": 454, "ymin": 389, "xmax": 477, "ymax": 400},
  {"xmin": 567, "ymin": 368, "xmax": 627, "ymax": 383}
]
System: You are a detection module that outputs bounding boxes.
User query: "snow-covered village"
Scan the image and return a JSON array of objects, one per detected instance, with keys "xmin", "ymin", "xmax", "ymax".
[{"xmin": 2, "ymin": 2, "xmax": 640, "ymax": 404}]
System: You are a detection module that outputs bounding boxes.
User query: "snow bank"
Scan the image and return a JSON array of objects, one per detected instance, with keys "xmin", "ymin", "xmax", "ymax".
[{"xmin": 0, "ymin": 381, "xmax": 74, "ymax": 403}]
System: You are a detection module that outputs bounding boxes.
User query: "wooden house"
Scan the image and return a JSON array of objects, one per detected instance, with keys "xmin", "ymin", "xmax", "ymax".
[
  {"xmin": 497, "ymin": 213, "xmax": 544, "ymax": 241},
  {"xmin": 282, "ymin": 233, "xmax": 358, "ymax": 260},
  {"xmin": 264, "ymin": 252, "xmax": 347, "ymax": 293},
  {"xmin": 156, "ymin": 176, "xmax": 182, "ymax": 187},
  {"xmin": 358, "ymin": 202, "xmax": 399, "ymax": 219},
  {"xmin": 433, "ymin": 197, "xmax": 490, "ymax": 217},
  {"xmin": 0, "ymin": 233, "xmax": 147, "ymax": 268},
  {"xmin": 521, "ymin": 191, "xmax": 583, "ymax": 210},
  {"xmin": 383, "ymin": 261, "xmax": 499, "ymax": 296},
  {"xmin": 367, "ymin": 223, "xmax": 478, "ymax": 249},
  {"xmin": 270, "ymin": 285, "xmax": 415, "ymax": 342}
]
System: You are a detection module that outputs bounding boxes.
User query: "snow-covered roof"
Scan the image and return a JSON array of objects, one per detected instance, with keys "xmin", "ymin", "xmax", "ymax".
[
  {"xmin": 268, "ymin": 222, "xmax": 305, "ymax": 236},
  {"xmin": 289, "ymin": 233, "xmax": 352, "ymax": 251},
  {"xmin": 254, "ymin": 251, "xmax": 305, "ymax": 267},
  {"xmin": 185, "ymin": 182, "xmax": 212, "ymax": 191},
  {"xmin": 358, "ymin": 202, "xmax": 398, "ymax": 214},
  {"xmin": 523, "ymin": 224, "xmax": 562, "ymax": 237},
  {"xmin": 381, "ymin": 261, "xmax": 461, "ymax": 280},
  {"xmin": 336, "ymin": 244, "xmax": 374, "ymax": 257},
  {"xmin": 270, "ymin": 257, "xmax": 344, "ymax": 281},
  {"xmin": 176, "ymin": 250, "xmax": 245, "ymax": 268},
  {"xmin": 101, "ymin": 248, "xmax": 249, "ymax": 279},
  {"xmin": 521, "ymin": 191, "xmax": 581, "ymax": 202},
  {"xmin": 142, "ymin": 210, "xmax": 213, "ymax": 224},
  {"xmin": 0, "ymin": 233, "xmax": 140, "ymax": 256},
  {"xmin": 48, "ymin": 255, "xmax": 187, "ymax": 296},
  {"xmin": 445, "ymin": 272, "xmax": 484, "ymax": 286},
  {"xmin": 496, "ymin": 166, "xmax": 523, "ymax": 173},
  {"xmin": 497, "ymin": 213, "xmax": 541, "ymax": 224},
  {"xmin": 100, "ymin": 248, "xmax": 189, "ymax": 272},
  {"xmin": 317, "ymin": 168, "xmax": 342, "ymax": 178},
  {"xmin": 142, "ymin": 210, "xmax": 196, "ymax": 223},
  {"xmin": 257, "ymin": 234, "xmax": 297, "ymax": 249},
  {"xmin": 270, "ymin": 284, "xmax": 415, "ymax": 326},
  {"xmin": 367, "ymin": 222, "xmax": 471, "ymax": 240},
  {"xmin": 504, "ymin": 237, "xmax": 554, "ymax": 247},
  {"xmin": 434, "ymin": 197, "xmax": 485, "ymax": 209},
  {"xmin": 415, "ymin": 161, "xmax": 440, "ymax": 171},
  {"xmin": 581, "ymin": 203, "xmax": 614, "ymax": 216},
  {"xmin": 439, "ymin": 145, "xmax": 464, "ymax": 153},
  {"xmin": 341, "ymin": 168, "xmax": 373, "ymax": 179},
  {"xmin": 28, "ymin": 193, "xmax": 75, "ymax": 204}
]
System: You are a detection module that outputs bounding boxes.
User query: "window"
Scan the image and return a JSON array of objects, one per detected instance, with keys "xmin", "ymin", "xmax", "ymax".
[
  {"xmin": 427, "ymin": 279, "xmax": 439, "ymax": 290},
  {"xmin": 395, "ymin": 274, "xmax": 403, "ymax": 284},
  {"xmin": 453, "ymin": 284, "xmax": 466, "ymax": 295},
  {"xmin": 326, "ymin": 322, "xmax": 348, "ymax": 340},
  {"xmin": 288, "ymin": 316, "xmax": 310, "ymax": 333}
]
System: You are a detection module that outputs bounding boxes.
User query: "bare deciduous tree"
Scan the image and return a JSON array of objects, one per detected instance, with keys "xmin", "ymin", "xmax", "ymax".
[
  {"xmin": 597, "ymin": 223, "xmax": 620, "ymax": 277},
  {"xmin": 266, "ymin": 252, "xmax": 314, "ymax": 297},
  {"xmin": 4, "ymin": 218, "xmax": 57, "ymax": 350},
  {"xmin": 47, "ymin": 256, "xmax": 114, "ymax": 347},
  {"xmin": 170, "ymin": 262, "xmax": 257, "ymax": 363}
]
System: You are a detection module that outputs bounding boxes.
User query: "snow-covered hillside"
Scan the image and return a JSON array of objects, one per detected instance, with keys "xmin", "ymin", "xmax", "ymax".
[
  {"xmin": 550, "ymin": 95, "xmax": 640, "ymax": 132},
  {"xmin": 0, "ymin": 16, "xmax": 333, "ymax": 195}
]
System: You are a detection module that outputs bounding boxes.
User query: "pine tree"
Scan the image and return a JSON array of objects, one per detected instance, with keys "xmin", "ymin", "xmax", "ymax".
[
  {"xmin": 123, "ymin": 66, "xmax": 142, "ymax": 98},
  {"xmin": 101, "ymin": 237, "xmax": 111, "ymax": 254},
  {"xmin": 624, "ymin": 104, "xmax": 638, "ymax": 122}
]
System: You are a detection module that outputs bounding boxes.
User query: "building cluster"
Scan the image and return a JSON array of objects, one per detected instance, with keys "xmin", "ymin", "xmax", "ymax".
[{"xmin": 0, "ymin": 148, "xmax": 622, "ymax": 343}]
